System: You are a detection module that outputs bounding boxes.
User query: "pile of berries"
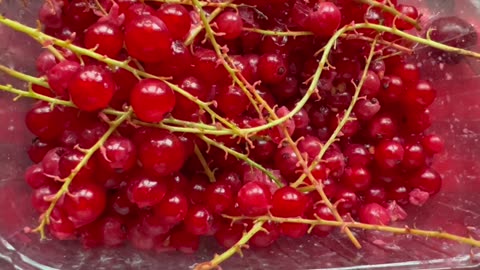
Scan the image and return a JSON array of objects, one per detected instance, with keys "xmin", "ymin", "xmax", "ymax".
[{"xmin": 17, "ymin": 0, "xmax": 478, "ymax": 258}]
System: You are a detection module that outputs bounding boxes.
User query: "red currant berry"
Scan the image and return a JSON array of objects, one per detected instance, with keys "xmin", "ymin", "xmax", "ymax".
[
  {"xmin": 137, "ymin": 130, "xmax": 185, "ymax": 176},
  {"xmin": 358, "ymin": 203, "xmax": 391, "ymax": 225},
  {"xmin": 153, "ymin": 191, "xmax": 189, "ymax": 226},
  {"xmin": 270, "ymin": 186, "xmax": 307, "ymax": 218},
  {"xmin": 130, "ymin": 79, "xmax": 176, "ymax": 123},
  {"xmin": 68, "ymin": 65, "xmax": 116, "ymax": 112},
  {"xmin": 84, "ymin": 21, "xmax": 124, "ymax": 58},
  {"xmin": 63, "ymin": 182, "xmax": 107, "ymax": 227},
  {"xmin": 215, "ymin": 11, "xmax": 244, "ymax": 40},
  {"xmin": 205, "ymin": 183, "xmax": 234, "ymax": 214},
  {"xmin": 237, "ymin": 182, "xmax": 271, "ymax": 216},
  {"xmin": 157, "ymin": 4, "xmax": 191, "ymax": 40},
  {"xmin": 96, "ymin": 136, "xmax": 137, "ymax": 173},
  {"xmin": 127, "ymin": 172, "xmax": 167, "ymax": 208},
  {"xmin": 124, "ymin": 15, "xmax": 173, "ymax": 63},
  {"xmin": 184, "ymin": 205, "xmax": 213, "ymax": 236},
  {"xmin": 258, "ymin": 53, "xmax": 287, "ymax": 84},
  {"xmin": 307, "ymin": 2, "xmax": 341, "ymax": 37}
]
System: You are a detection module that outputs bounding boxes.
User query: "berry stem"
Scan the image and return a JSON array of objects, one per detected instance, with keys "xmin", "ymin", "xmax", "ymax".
[
  {"xmin": 1, "ymin": 17, "xmax": 480, "ymax": 139},
  {"xmin": 351, "ymin": 23, "xmax": 480, "ymax": 58},
  {"xmin": 0, "ymin": 83, "xmax": 73, "ymax": 107},
  {"xmin": 191, "ymin": 0, "xmax": 263, "ymax": 117},
  {"xmin": 0, "ymin": 64, "xmax": 240, "ymax": 137},
  {"xmin": 195, "ymin": 220, "xmax": 266, "ymax": 270},
  {"xmin": 147, "ymin": 0, "xmax": 239, "ymax": 9},
  {"xmin": 164, "ymin": 80, "xmax": 243, "ymax": 135},
  {"xmin": 194, "ymin": 144, "xmax": 216, "ymax": 183},
  {"xmin": 357, "ymin": 0, "xmax": 421, "ymax": 30},
  {"xmin": 198, "ymin": 135, "xmax": 282, "ymax": 187},
  {"xmin": 45, "ymin": 45, "xmax": 65, "ymax": 61},
  {"xmin": 32, "ymin": 108, "xmax": 133, "ymax": 239},
  {"xmin": 184, "ymin": 0, "xmax": 233, "ymax": 46},
  {"xmin": 295, "ymin": 37, "xmax": 379, "ymax": 249},
  {"xmin": 0, "ymin": 65, "xmax": 49, "ymax": 88},
  {"xmin": 0, "ymin": 15, "xmax": 243, "ymax": 135},
  {"xmin": 243, "ymin": 27, "xmax": 413, "ymax": 54},
  {"xmin": 292, "ymin": 36, "xmax": 379, "ymax": 188},
  {"xmin": 224, "ymin": 215, "xmax": 480, "ymax": 248}
]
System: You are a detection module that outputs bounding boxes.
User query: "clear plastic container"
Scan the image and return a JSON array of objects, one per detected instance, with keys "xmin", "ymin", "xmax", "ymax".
[{"xmin": 1, "ymin": 0, "xmax": 480, "ymax": 269}]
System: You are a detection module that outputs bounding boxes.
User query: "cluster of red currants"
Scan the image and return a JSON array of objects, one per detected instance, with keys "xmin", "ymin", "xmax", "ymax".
[{"xmin": 22, "ymin": 0, "xmax": 477, "ymax": 254}]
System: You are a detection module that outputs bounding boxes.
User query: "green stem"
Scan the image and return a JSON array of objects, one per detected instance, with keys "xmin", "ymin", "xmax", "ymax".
[
  {"xmin": 33, "ymin": 108, "xmax": 133, "ymax": 239},
  {"xmin": 292, "ymin": 35, "xmax": 379, "ymax": 187},
  {"xmin": 184, "ymin": 0, "xmax": 233, "ymax": 46},
  {"xmin": 194, "ymin": 144, "xmax": 216, "ymax": 183},
  {"xmin": 0, "ymin": 84, "xmax": 74, "ymax": 107},
  {"xmin": 0, "ymin": 15, "xmax": 241, "ymax": 134},
  {"xmin": 191, "ymin": 0, "xmax": 262, "ymax": 117},
  {"xmin": 195, "ymin": 221, "xmax": 266, "ymax": 270},
  {"xmin": 199, "ymin": 135, "xmax": 282, "ymax": 187},
  {"xmin": 0, "ymin": 65, "xmax": 49, "ymax": 88},
  {"xmin": 356, "ymin": 0, "xmax": 421, "ymax": 30},
  {"xmin": 224, "ymin": 215, "xmax": 480, "ymax": 248}
]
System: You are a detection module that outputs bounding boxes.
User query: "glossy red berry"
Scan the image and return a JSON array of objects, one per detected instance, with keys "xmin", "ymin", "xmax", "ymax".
[
  {"xmin": 25, "ymin": 102, "xmax": 65, "ymax": 141},
  {"xmin": 127, "ymin": 173, "xmax": 167, "ymax": 208},
  {"xmin": 368, "ymin": 114, "xmax": 398, "ymax": 140},
  {"xmin": 68, "ymin": 65, "xmax": 116, "ymax": 112},
  {"xmin": 84, "ymin": 21, "xmax": 124, "ymax": 58},
  {"xmin": 374, "ymin": 140, "xmax": 404, "ymax": 169},
  {"xmin": 364, "ymin": 186, "xmax": 387, "ymax": 204},
  {"xmin": 335, "ymin": 189, "xmax": 360, "ymax": 215},
  {"xmin": 270, "ymin": 186, "xmax": 307, "ymax": 218},
  {"xmin": 64, "ymin": 0, "xmax": 98, "ymax": 31},
  {"xmin": 58, "ymin": 149, "xmax": 96, "ymax": 183},
  {"xmin": 358, "ymin": 203, "xmax": 391, "ymax": 225},
  {"xmin": 130, "ymin": 79, "xmax": 176, "ymax": 123},
  {"xmin": 47, "ymin": 60, "xmax": 81, "ymax": 97},
  {"xmin": 124, "ymin": 15, "xmax": 173, "ymax": 63},
  {"xmin": 280, "ymin": 222, "xmax": 309, "ymax": 239},
  {"xmin": 342, "ymin": 166, "xmax": 372, "ymax": 192},
  {"xmin": 311, "ymin": 204, "xmax": 336, "ymax": 236},
  {"xmin": 25, "ymin": 164, "xmax": 50, "ymax": 189},
  {"xmin": 205, "ymin": 183, "xmax": 234, "ymax": 214},
  {"xmin": 31, "ymin": 184, "xmax": 60, "ymax": 212},
  {"xmin": 403, "ymin": 81, "xmax": 436, "ymax": 110},
  {"xmin": 36, "ymin": 50, "xmax": 58, "ymax": 75},
  {"xmin": 124, "ymin": 4, "xmax": 156, "ymax": 25},
  {"xmin": 41, "ymin": 147, "xmax": 66, "ymax": 178},
  {"xmin": 402, "ymin": 142, "xmax": 427, "ymax": 170},
  {"xmin": 237, "ymin": 182, "xmax": 271, "ymax": 216},
  {"xmin": 215, "ymin": 11, "xmax": 244, "ymax": 40},
  {"xmin": 409, "ymin": 167, "xmax": 442, "ymax": 195},
  {"xmin": 153, "ymin": 191, "xmax": 189, "ymax": 226},
  {"xmin": 38, "ymin": 0, "xmax": 63, "ymax": 29},
  {"xmin": 157, "ymin": 4, "xmax": 191, "ymax": 40},
  {"xmin": 421, "ymin": 134, "xmax": 445, "ymax": 154},
  {"xmin": 307, "ymin": 2, "xmax": 341, "ymax": 37},
  {"xmin": 49, "ymin": 209, "xmax": 76, "ymax": 240},
  {"xmin": 97, "ymin": 136, "xmax": 137, "ymax": 173},
  {"xmin": 63, "ymin": 182, "xmax": 107, "ymax": 227},
  {"xmin": 184, "ymin": 205, "xmax": 213, "ymax": 236},
  {"xmin": 137, "ymin": 130, "xmax": 185, "ymax": 176},
  {"xmin": 216, "ymin": 85, "xmax": 249, "ymax": 118},
  {"xmin": 258, "ymin": 53, "xmax": 287, "ymax": 84}
]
